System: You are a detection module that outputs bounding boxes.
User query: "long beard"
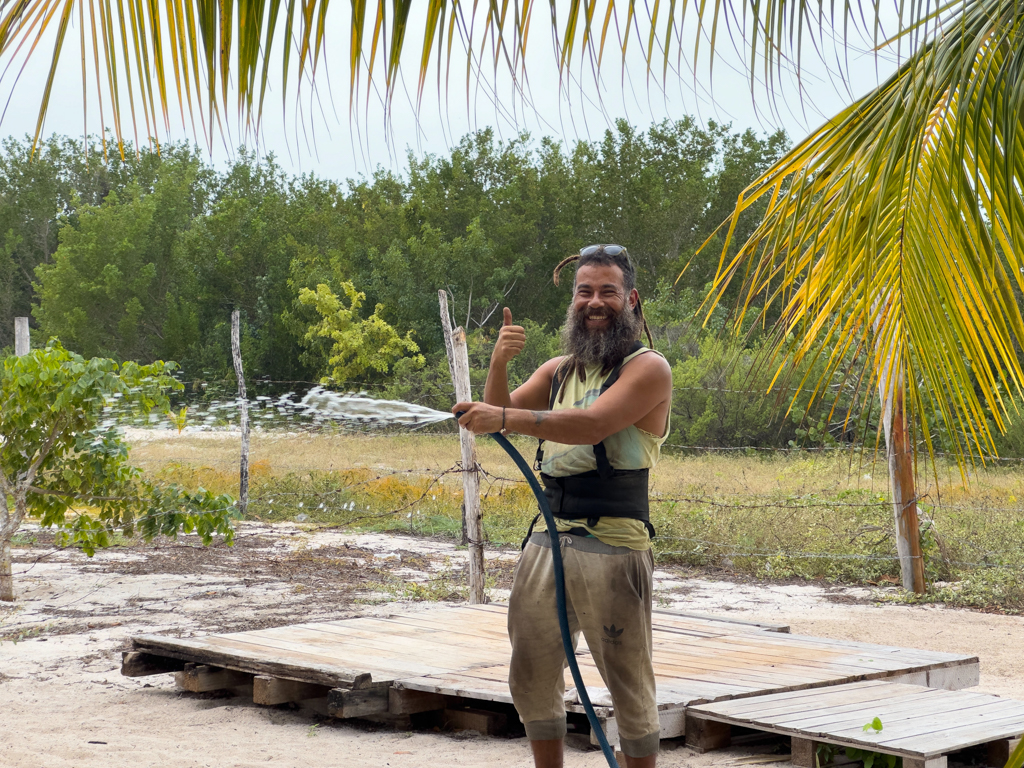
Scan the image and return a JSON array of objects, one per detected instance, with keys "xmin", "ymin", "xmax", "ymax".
[{"xmin": 560, "ymin": 301, "xmax": 642, "ymax": 372}]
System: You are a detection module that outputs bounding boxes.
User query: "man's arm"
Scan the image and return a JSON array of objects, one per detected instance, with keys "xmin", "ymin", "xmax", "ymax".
[
  {"xmin": 483, "ymin": 307, "xmax": 562, "ymax": 411},
  {"xmin": 456, "ymin": 351, "xmax": 672, "ymax": 444}
]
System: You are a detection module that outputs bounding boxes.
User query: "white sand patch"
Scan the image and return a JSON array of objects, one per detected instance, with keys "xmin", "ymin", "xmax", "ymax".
[{"xmin": 1, "ymin": 522, "xmax": 1022, "ymax": 766}]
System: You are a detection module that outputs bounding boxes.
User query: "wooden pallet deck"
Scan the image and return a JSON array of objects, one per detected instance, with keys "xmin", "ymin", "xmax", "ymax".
[
  {"xmin": 123, "ymin": 604, "xmax": 980, "ymax": 747},
  {"xmin": 688, "ymin": 680, "xmax": 1024, "ymax": 768}
]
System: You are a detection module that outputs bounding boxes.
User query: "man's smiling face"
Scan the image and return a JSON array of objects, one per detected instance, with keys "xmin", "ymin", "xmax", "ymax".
[
  {"xmin": 571, "ymin": 263, "xmax": 637, "ymax": 332},
  {"xmin": 561, "ymin": 262, "xmax": 643, "ymax": 368}
]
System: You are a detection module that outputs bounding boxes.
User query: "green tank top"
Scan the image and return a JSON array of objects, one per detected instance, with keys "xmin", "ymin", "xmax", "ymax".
[{"xmin": 536, "ymin": 347, "xmax": 670, "ymax": 550}]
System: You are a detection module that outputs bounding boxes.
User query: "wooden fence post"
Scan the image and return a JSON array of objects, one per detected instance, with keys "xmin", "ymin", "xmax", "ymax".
[
  {"xmin": 231, "ymin": 310, "xmax": 250, "ymax": 517},
  {"xmin": 439, "ymin": 290, "xmax": 485, "ymax": 604},
  {"xmin": 14, "ymin": 317, "xmax": 29, "ymax": 356},
  {"xmin": 876, "ymin": 320, "xmax": 925, "ymax": 595}
]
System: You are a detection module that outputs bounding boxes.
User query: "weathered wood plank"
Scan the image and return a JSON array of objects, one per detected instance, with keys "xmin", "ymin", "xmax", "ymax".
[
  {"xmin": 791, "ymin": 737, "xmax": 819, "ymax": 768},
  {"xmin": 692, "ymin": 680, "xmax": 899, "ymax": 719},
  {"xmin": 121, "ymin": 651, "xmax": 186, "ymax": 677},
  {"xmin": 132, "ymin": 634, "xmax": 374, "ymax": 689},
  {"xmin": 176, "ymin": 631, "xmax": 439, "ymax": 678},
  {"xmin": 590, "ymin": 717, "xmax": 619, "ymax": 748},
  {"xmin": 685, "ymin": 713, "xmax": 732, "ymax": 752},
  {"xmin": 252, "ymin": 676, "xmax": 330, "ymax": 706},
  {"xmin": 658, "ymin": 708, "xmax": 687, "ymax": 739},
  {"xmin": 650, "ymin": 607, "xmax": 790, "ymax": 633},
  {"xmin": 904, "ymin": 757, "xmax": 947, "ymax": 768},
  {"xmin": 444, "ymin": 707, "xmax": 507, "ymax": 735},
  {"xmin": 389, "ymin": 687, "xmax": 447, "ymax": 715},
  {"xmin": 774, "ymin": 690, "xmax": 1000, "ymax": 731},
  {"xmin": 873, "ymin": 710, "xmax": 1024, "ymax": 755},
  {"xmin": 175, "ymin": 663, "xmax": 252, "ymax": 693},
  {"xmin": 327, "ymin": 686, "xmax": 390, "ymax": 718},
  {"xmin": 397, "ymin": 674, "xmax": 516, "ymax": 704},
  {"xmin": 988, "ymin": 737, "xmax": 1023, "ymax": 767}
]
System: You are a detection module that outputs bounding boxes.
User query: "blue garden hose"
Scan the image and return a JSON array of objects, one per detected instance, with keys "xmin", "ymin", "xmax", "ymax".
[{"xmin": 473, "ymin": 421, "xmax": 621, "ymax": 768}]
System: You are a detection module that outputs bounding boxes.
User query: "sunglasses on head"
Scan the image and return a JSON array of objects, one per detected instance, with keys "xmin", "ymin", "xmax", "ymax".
[{"xmin": 580, "ymin": 244, "xmax": 626, "ymax": 257}]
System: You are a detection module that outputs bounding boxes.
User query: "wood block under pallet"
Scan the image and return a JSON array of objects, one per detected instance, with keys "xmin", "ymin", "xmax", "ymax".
[
  {"xmin": 253, "ymin": 676, "xmax": 330, "ymax": 706},
  {"xmin": 444, "ymin": 707, "xmax": 508, "ymax": 735},
  {"xmin": 174, "ymin": 663, "xmax": 252, "ymax": 693},
  {"xmin": 390, "ymin": 688, "xmax": 446, "ymax": 715},
  {"xmin": 989, "ymin": 738, "xmax": 1023, "ymax": 768},
  {"xmin": 121, "ymin": 651, "xmax": 186, "ymax": 677},
  {"xmin": 684, "ymin": 713, "xmax": 731, "ymax": 752},
  {"xmin": 327, "ymin": 685, "xmax": 390, "ymax": 718}
]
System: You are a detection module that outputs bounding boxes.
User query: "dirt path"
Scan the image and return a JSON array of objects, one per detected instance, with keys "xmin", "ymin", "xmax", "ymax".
[{"xmin": 2, "ymin": 522, "xmax": 1022, "ymax": 767}]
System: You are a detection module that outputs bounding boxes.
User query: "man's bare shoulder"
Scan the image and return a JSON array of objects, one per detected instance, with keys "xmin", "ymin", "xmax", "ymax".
[
  {"xmin": 538, "ymin": 356, "xmax": 568, "ymax": 374},
  {"xmin": 620, "ymin": 350, "xmax": 672, "ymax": 387}
]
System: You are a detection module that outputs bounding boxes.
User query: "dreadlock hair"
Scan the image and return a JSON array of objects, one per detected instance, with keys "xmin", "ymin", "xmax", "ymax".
[{"xmin": 551, "ymin": 244, "xmax": 655, "ymax": 401}]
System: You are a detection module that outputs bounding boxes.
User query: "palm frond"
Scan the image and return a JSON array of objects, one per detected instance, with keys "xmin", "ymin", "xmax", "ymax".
[
  {"xmin": 700, "ymin": 0, "xmax": 1024, "ymax": 467},
  {"xmin": 0, "ymin": 0, "xmax": 948, "ymax": 155}
]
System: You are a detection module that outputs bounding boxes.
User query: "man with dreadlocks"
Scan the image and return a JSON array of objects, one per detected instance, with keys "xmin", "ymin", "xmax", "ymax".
[{"xmin": 455, "ymin": 244, "xmax": 672, "ymax": 768}]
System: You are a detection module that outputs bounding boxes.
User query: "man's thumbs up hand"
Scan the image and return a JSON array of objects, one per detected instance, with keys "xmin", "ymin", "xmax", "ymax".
[{"xmin": 492, "ymin": 306, "xmax": 525, "ymax": 365}]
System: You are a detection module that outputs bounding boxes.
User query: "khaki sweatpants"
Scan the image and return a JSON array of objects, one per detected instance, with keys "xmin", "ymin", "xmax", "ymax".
[{"xmin": 507, "ymin": 532, "xmax": 660, "ymax": 758}]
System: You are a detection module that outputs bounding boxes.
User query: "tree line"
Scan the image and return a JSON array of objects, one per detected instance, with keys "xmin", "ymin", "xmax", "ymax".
[{"xmin": 0, "ymin": 121, "xmax": 944, "ymax": 450}]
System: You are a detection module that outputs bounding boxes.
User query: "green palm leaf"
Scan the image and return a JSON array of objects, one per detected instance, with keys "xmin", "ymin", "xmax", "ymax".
[
  {"xmin": 0, "ymin": 1, "xmax": 947, "ymax": 155},
  {"xmin": 700, "ymin": 0, "xmax": 1024, "ymax": 467}
]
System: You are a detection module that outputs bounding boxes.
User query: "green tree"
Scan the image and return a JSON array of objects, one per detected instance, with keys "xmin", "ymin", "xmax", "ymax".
[
  {"xmin": 0, "ymin": 341, "xmax": 235, "ymax": 601},
  {"xmin": 298, "ymin": 282, "xmax": 424, "ymax": 384},
  {"xmin": 34, "ymin": 150, "xmax": 209, "ymax": 361},
  {"xmin": 0, "ymin": 136, "xmax": 200, "ymax": 350}
]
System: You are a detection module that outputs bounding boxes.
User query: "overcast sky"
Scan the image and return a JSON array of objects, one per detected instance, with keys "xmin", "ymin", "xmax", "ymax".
[{"xmin": 0, "ymin": 4, "xmax": 903, "ymax": 180}]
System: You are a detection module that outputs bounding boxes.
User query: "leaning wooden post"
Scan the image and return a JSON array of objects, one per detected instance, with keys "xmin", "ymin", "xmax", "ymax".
[
  {"xmin": 14, "ymin": 317, "xmax": 29, "ymax": 356},
  {"xmin": 439, "ymin": 290, "xmax": 485, "ymax": 604},
  {"xmin": 230, "ymin": 310, "xmax": 250, "ymax": 517},
  {"xmin": 876, "ymin": 324, "xmax": 926, "ymax": 595}
]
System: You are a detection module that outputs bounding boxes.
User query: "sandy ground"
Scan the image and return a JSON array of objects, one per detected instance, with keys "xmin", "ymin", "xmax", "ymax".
[{"xmin": 2, "ymin": 522, "xmax": 1023, "ymax": 768}]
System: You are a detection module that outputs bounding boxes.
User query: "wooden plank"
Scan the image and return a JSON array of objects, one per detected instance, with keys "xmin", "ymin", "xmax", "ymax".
[
  {"xmin": 873, "ymin": 711, "xmax": 1024, "ymax": 755},
  {"xmin": 772, "ymin": 688, "xmax": 1000, "ymax": 729},
  {"xmin": 152, "ymin": 633, "xmax": 398, "ymax": 680},
  {"xmin": 188, "ymin": 631, "xmax": 458, "ymax": 679},
  {"xmin": 327, "ymin": 686, "xmax": 390, "ymax": 718},
  {"xmin": 132, "ymin": 635, "xmax": 374, "ymax": 689},
  {"xmin": 695, "ymin": 682, "xmax": 923, "ymax": 722},
  {"xmin": 926, "ymin": 664, "xmax": 980, "ymax": 690},
  {"xmin": 175, "ymin": 663, "xmax": 252, "ymax": 693},
  {"xmin": 272, "ymin": 621, "xmax": 512, "ymax": 664},
  {"xmin": 791, "ymin": 737, "xmax": 819, "ymax": 768},
  {"xmin": 651, "ymin": 633, "xmax": 937, "ymax": 677},
  {"xmin": 659, "ymin": 707, "xmax": 687, "ymax": 739},
  {"xmin": 651, "ymin": 641, "xmax": 866, "ymax": 683},
  {"xmin": 285, "ymin": 620, "xmax": 510, "ymax": 662},
  {"xmin": 252, "ymin": 676, "xmax": 330, "ymax": 706},
  {"xmin": 988, "ymin": 737, "xmax": 1022, "ymax": 767},
  {"xmin": 651, "ymin": 608, "xmax": 790, "ymax": 633},
  {"xmin": 121, "ymin": 651, "xmax": 186, "ymax": 677},
  {"xmin": 348, "ymin": 613, "xmax": 511, "ymax": 645},
  {"xmin": 714, "ymin": 630, "xmax": 975, "ymax": 669},
  {"xmin": 590, "ymin": 717, "xmax": 619, "ymax": 748},
  {"xmin": 396, "ymin": 674, "xmax": 516, "ymax": 704},
  {"xmin": 389, "ymin": 688, "xmax": 447, "ymax": 715},
  {"xmin": 444, "ymin": 707, "xmax": 507, "ymax": 735},
  {"xmin": 837, "ymin": 699, "xmax": 1024, "ymax": 743},
  {"xmin": 685, "ymin": 713, "xmax": 731, "ymax": 752}
]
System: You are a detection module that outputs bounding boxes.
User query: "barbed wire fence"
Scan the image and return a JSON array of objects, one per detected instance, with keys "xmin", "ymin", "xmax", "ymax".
[{"xmin": 8, "ymin": 318, "xmax": 1024, "ymax": 610}]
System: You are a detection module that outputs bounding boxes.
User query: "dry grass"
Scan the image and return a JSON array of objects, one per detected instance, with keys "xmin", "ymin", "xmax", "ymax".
[{"xmin": 127, "ymin": 430, "xmax": 1024, "ymax": 611}]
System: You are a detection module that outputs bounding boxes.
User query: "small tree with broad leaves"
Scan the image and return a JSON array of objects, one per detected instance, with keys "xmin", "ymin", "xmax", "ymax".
[{"xmin": 0, "ymin": 340, "xmax": 236, "ymax": 601}]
